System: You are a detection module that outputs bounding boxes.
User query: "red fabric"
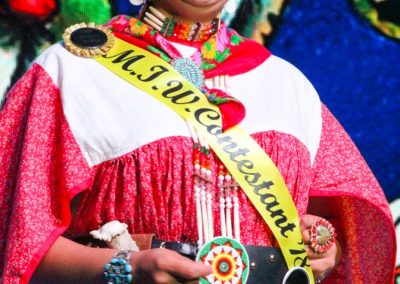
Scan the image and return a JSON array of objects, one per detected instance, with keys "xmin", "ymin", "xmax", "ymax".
[
  {"xmin": 0, "ymin": 29, "xmax": 395, "ymax": 284},
  {"xmin": 8, "ymin": 0, "xmax": 56, "ymax": 20},
  {"xmin": 0, "ymin": 64, "xmax": 92, "ymax": 283},
  {"xmin": 113, "ymin": 29, "xmax": 270, "ymax": 78},
  {"xmin": 114, "ymin": 31, "xmax": 150, "ymax": 52},
  {"xmin": 64, "ymin": 105, "xmax": 396, "ymax": 283},
  {"xmin": 204, "ymin": 38, "xmax": 271, "ymax": 78},
  {"xmin": 67, "ymin": 133, "xmax": 311, "ymax": 246},
  {"xmin": 108, "ymin": 16, "xmax": 270, "ymax": 131},
  {"xmin": 205, "ymin": 88, "xmax": 246, "ymax": 130},
  {"xmin": 308, "ymin": 105, "xmax": 396, "ymax": 283}
]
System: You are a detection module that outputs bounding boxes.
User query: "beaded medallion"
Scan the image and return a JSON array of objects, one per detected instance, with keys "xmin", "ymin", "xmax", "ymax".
[
  {"xmin": 309, "ymin": 218, "xmax": 336, "ymax": 254},
  {"xmin": 197, "ymin": 237, "xmax": 249, "ymax": 284}
]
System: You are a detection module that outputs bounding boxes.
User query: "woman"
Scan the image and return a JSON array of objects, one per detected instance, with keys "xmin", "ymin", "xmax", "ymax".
[{"xmin": 0, "ymin": 0, "xmax": 395, "ymax": 283}]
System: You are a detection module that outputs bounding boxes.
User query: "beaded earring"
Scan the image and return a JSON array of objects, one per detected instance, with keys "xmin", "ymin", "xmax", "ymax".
[
  {"xmin": 129, "ymin": 0, "xmax": 144, "ymax": 6},
  {"xmin": 224, "ymin": 0, "xmax": 238, "ymax": 13}
]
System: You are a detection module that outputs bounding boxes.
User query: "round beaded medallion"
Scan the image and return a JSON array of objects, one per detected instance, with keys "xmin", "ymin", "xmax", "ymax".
[
  {"xmin": 171, "ymin": 58, "xmax": 205, "ymax": 89},
  {"xmin": 196, "ymin": 237, "xmax": 249, "ymax": 284},
  {"xmin": 310, "ymin": 218, "xmax": 336, "ymax": 254}
]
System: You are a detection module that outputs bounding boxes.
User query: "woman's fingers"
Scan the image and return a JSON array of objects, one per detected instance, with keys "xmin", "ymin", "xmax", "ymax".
[
  {"xmin": 304, "ymin": 245, "xmax": 326, "ymax": 259},
  {"xmin": 300, "ymin": 214, "xmax": 341, "ymax": 282},
  {"xmin": 300, "ymin": 214, "xmax": 320, "ymax": 244},
  {"xmin": 301, "ymin": 227, "xmax": 311, "ymax": 244},
  {"xmin": 309, "ymin": 257, "xmax": 333, "ymax": 282},
  {"xmin": 152, "ymin": 271, "xmax": 180, "ymax": 284},
  {"xmin": 132, "ymin": 248, "xmax": 212, "ymax": 283},
  {"xmin": 156, "ymin": 250, "xmax": 212, "ymax": 279},
  {"xmin": 300, "ymin": 214, "xmax": 319, "ymax": 230}
]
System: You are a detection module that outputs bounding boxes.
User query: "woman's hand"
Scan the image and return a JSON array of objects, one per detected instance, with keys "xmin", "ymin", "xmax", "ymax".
[
  {"xmin": 130, "ymin": 248, "xmax": 212, "ymax": 283},
  {"xmin": 300, "ymin": 214, "xmax": 342, "ymax": 282}
]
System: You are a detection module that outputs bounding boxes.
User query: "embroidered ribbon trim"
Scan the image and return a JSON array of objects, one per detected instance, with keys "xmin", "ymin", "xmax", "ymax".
[{"xmin": 94, "ymin": 37, "xmax": 314, "ymax": 283}]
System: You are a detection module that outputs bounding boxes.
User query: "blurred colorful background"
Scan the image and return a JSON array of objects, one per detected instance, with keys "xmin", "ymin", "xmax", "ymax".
[{"xmin": 0, "ymin": 0, "xmax": 399, "ymax": 280}]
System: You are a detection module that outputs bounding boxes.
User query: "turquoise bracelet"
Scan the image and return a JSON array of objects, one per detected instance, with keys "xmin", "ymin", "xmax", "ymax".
[{"xmin": 104, "ymin": 250, "xmax": 133, "ymax": 284}]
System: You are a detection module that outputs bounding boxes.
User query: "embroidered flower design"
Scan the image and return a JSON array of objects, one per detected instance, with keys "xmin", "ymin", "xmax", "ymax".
[
  {"xmin": 129, "ymin": 19, "xmax": 149, "ymax": 37},
  {"xmin": 230, "ymin": 34, "xmax": 243, "ymax": 46},
  {"xmin": 111, "ymin": 15, "xmax": 130, "ymax": 29},
  {"xmin": 201, "ymin": 38, "xmax": 217, "ymax": 60}
]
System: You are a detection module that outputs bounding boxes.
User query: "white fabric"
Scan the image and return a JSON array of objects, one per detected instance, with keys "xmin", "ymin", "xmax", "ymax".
[
  {"xmin": 35, "ymin": 43, "xmax": 321, "ymax": 167},
  {"xmin": 170, "ymin": 42, "xmax": 197, "ymax": 58}
]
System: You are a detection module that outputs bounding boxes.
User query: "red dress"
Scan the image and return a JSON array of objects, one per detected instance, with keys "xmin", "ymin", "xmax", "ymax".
[{"xmin": 0, "ymin": 18, "xmax": 396, "ymax": 284}]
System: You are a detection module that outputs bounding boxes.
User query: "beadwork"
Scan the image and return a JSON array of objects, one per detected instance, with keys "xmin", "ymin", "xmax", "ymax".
[
  {"xmin": 140, "ymin": 4, "xmax": 220, "ymax": 42},
  {"xmin": 160, "ymin": 18, "xmax": 220, "ymax": 42},
  {"xmin": 197, "ymin": 237, "xmax": 249, "ymax": 284},
  {"xmin": 108, "ymin": 14, "xmax": 245, "ymax": 74},
  {"xmin": 310, "ymin": 218, "xmax": 337, "ymax": 254},
  {"xmin": 188, "ymin": 122, "xmax": 241, "ymax": 246}
]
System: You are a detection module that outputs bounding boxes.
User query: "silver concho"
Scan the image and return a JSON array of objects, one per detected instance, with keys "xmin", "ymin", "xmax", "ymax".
[{"xmin": 171, "ymin": 58, "xmax": 205, "ymax": 89}]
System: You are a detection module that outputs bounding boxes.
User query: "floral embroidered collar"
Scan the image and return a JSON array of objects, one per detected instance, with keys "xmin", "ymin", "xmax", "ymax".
[
  {"xmin": 105, "ymin": 15, "xmax": 271, "ymax": 130},
  {"xmin": 107, "ymin": 15, "xmax": 245, "ymax": 74}
]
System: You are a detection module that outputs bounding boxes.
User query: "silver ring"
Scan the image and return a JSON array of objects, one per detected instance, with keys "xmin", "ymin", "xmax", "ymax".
[{"xmin": 316, "ymin": 272, "xmax": 328, "ymax": 283}]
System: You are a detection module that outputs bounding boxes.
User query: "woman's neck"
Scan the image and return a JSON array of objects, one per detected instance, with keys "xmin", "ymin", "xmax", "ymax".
[
  {"xmin": 139, "ymin": 3, "xmax": 220, "ymax": 43},
  {"xmin": 152, "ymin": 4, "xmax": 211, "ymax": 24},
  {"xmin": 147, "ymin": 0, "xmax": 224, "ymax": 23}
]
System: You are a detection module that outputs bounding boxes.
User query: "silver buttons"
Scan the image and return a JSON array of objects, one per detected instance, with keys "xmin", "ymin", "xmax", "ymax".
[{"xmin": 268, "ymin": 253, "xmax": 277, "ymax": 263}]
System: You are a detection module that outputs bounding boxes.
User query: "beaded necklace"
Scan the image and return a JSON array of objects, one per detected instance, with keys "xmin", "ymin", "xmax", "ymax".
[
  {"xmin": 140, "ymin": 3, "xmax": 220, "ymax": 43},
  {"xmin": 107, "ymin": 12, "xmax": 243, "ymax": 72},
  {"xmin": 106, "ymin": 10, "xmax": 244, "ymax": 245},
  {"xmin": 187, "ymin": 122, "xmax": 241, "ymax": 246},
  {"xmin": 107, "ymin": 12, "xmax": 246, "ymax": 131}
]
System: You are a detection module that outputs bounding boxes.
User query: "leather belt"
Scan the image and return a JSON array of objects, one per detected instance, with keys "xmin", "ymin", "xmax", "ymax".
[
  {"xmin": 151, "ymin": 238, "xmax": 200, "ymax": 260},
  {"xmin": 75, "ymin": 234, "xmax": 309, "ymax": 283},
  {"xmin": 151, "ymin": 238, "xmax": 309, "ymax": 284}
]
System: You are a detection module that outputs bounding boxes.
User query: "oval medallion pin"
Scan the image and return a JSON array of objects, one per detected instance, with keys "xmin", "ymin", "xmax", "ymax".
[{"xmin": 62, "ymin": 22, "xmax": 115, "ymax": 58}]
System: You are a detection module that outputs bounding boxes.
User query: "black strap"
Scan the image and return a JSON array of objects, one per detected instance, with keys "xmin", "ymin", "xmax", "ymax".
[
  {"xmin": 76, "ymin": 235, "xmax": 308, "ymax": 284},
  {"xmin": 151, "ymin": 238, "xmax": 297, "ymax": 284},
  {"xmin": 151, "ymin": 238, "xmax": 199, "ymax": 260}
]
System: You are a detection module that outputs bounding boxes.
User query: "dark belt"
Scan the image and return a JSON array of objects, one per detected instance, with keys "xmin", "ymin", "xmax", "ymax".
[
  {"xmin": 151, "ymin": 238, "xmax": 309, "ymax": 284},
  {"xmin": 75, "ymin": 235, "xmax": 309, "ymax": 283}
]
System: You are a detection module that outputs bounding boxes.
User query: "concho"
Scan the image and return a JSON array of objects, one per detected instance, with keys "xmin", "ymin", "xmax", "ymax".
[{"xmin": 171, "ymin": 57, "xmax": 205, "ymax": 89}]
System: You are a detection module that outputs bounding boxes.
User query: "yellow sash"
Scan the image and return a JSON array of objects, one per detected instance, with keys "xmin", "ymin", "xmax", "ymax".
[{"xmin": 94, "ymin": 37, "xmax": 314, "ymax": 282}]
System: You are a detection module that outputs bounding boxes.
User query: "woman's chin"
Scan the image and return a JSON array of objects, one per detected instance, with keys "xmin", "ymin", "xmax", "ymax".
[
  {"xmin": 151, "ymin": 0, "xmax": 228, "ymax": 22},
  {"xmin": 181, "ymin": 0, "xmax": 225, "ymax": 7}
]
